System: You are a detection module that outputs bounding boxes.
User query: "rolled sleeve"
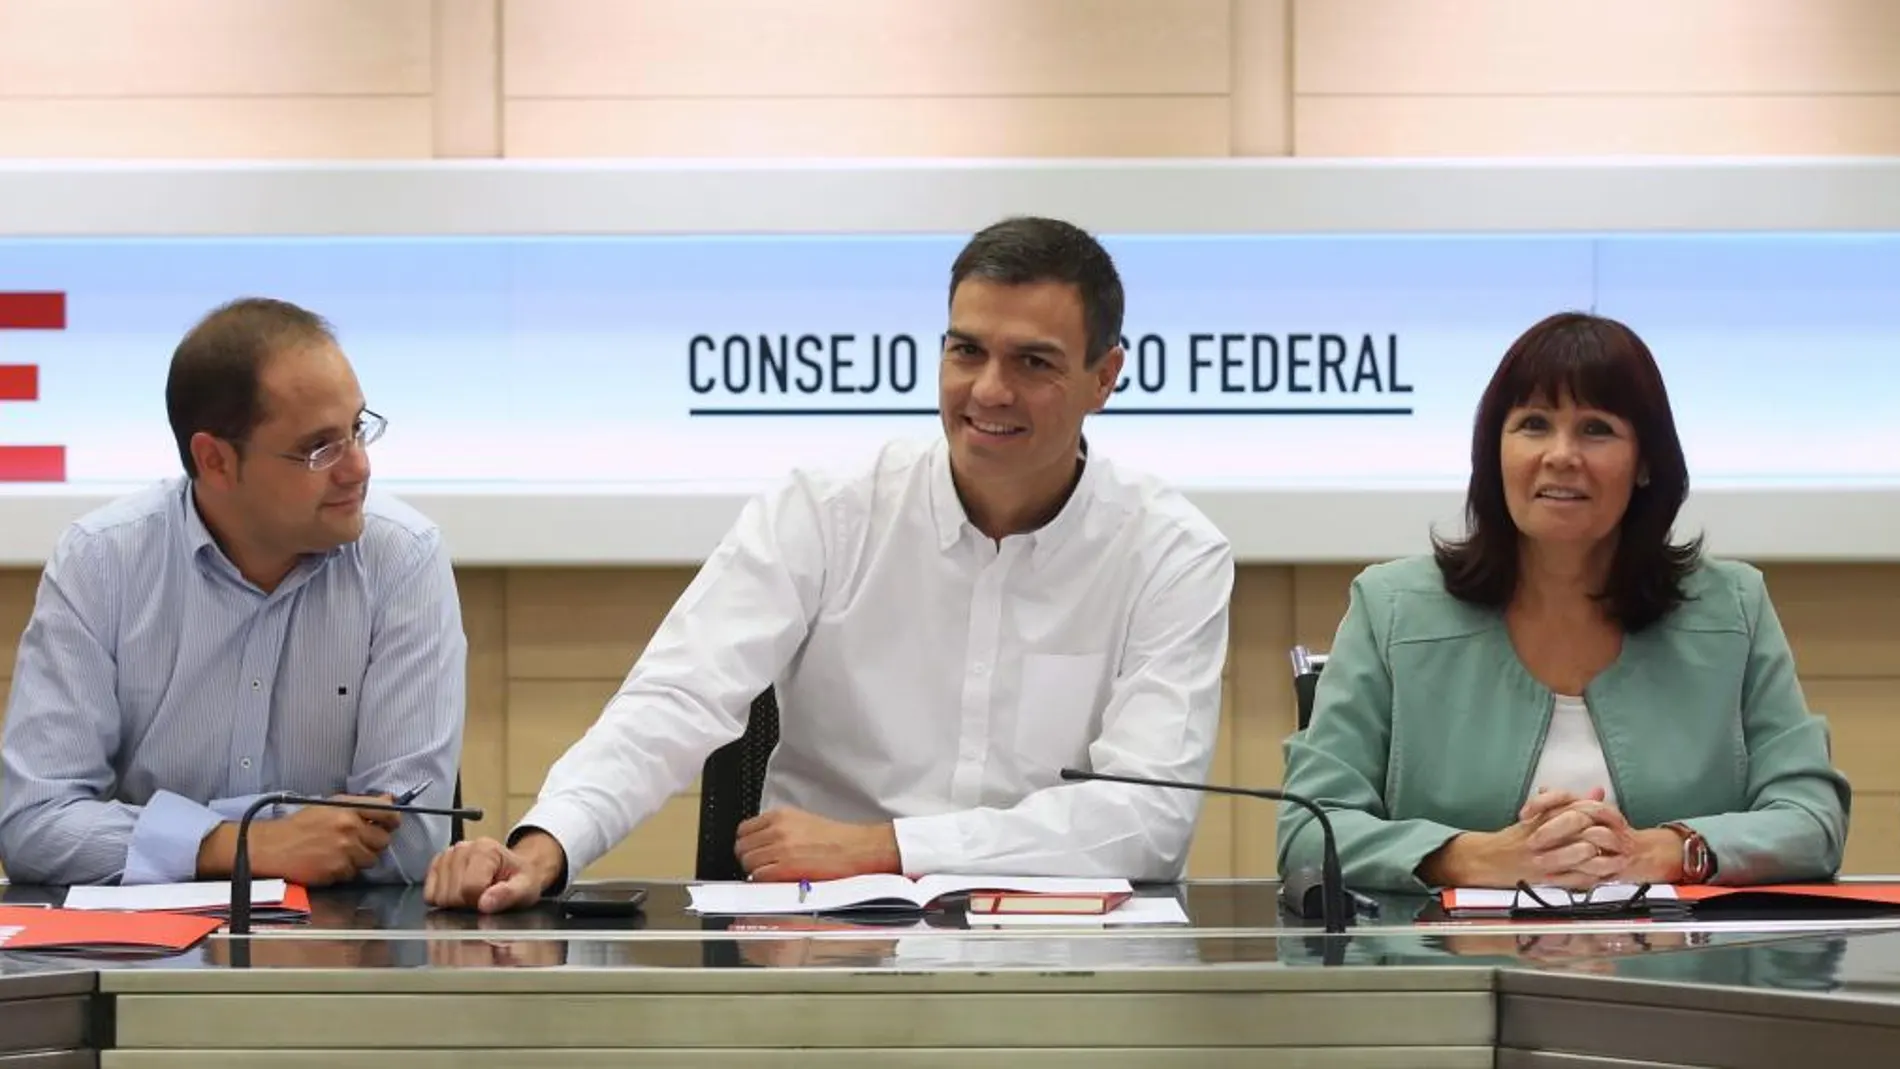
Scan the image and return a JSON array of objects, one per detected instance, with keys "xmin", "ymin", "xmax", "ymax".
[
  {"xmin": 508, "ymin": 801, "xmax": 604, "ymax": 893},
  {"xmin": 890, "ymin": 814, "xmax": 967, "ymax": 875},
  {"xmin": 1687, "ymin": 570, "xmax": 1850, "ymax": 884},
  {"xmin": 122, "ymin": 791, "xmax": 226, "ymax": 885},
  {"xmin": 1277, "ymin": 572, "xmax": 1464, "ymax": 894},
  {"xmin": 347, "ymin": 529, "xmax": 468, "ymax": 883},
  {"xmin": 0, "ymin": 528, "xmax": 142, "ymax": 885},
  {"xmin": 515, "ymin": 476, "xmax": 830, "ymax": 882}
]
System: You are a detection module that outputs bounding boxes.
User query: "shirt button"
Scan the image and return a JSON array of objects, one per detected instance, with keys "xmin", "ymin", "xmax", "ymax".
[
  {"xmin": 251, "ymin": 679, "xmax": 261, "ymax": 690},
  {"xmin": 972, "ymin": 663, "xmax": 988, "ymax": 675},
  {"xmin": 240, "ymin": 757, "xmax": 252, "ymax": 769}
]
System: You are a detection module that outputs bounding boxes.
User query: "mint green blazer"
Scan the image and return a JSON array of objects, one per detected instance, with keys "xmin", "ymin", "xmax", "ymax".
[{"xmin": 1276, "ymin": 555, "xmax": 1851, "ymax": 893}]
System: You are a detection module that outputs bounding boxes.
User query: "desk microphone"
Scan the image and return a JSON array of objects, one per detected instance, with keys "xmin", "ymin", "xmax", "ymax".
[
  {"xmin": 229, "ymin": 792, "xmax": 484, "ymax": 936},
  {"xmin": 1058, "ymin": 768, "xmax": 1354, "ymax": 934}
]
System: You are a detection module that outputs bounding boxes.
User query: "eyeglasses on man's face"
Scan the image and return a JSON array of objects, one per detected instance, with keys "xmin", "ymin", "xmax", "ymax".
[{"xmin": 279, "ymin": 410, "xmax": 387, "ymax": 472}]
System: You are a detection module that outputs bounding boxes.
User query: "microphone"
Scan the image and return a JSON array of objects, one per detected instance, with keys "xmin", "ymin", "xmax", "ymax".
[
  {"xmin": 229, "ymin": 792, "xmax": 484, "ymax": 936},
  {"xmin": 1058, "ymin": 767, "xmax": 1354, "ymax": 934}
]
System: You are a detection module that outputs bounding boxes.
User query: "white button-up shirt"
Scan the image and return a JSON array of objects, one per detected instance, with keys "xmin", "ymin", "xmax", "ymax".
[{"xmin": 517, "ymin": 436, "xmax": 1234, "ymax": 881}]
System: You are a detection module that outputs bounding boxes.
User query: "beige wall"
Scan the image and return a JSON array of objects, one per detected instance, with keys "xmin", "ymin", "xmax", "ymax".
[
  {"xmin": 0, "ymin": 1, "xmax": 1894, "ymax": 877},
  {"xmin": 5, "ymin": 0, "xmax": 1899, "ymax": 158}
]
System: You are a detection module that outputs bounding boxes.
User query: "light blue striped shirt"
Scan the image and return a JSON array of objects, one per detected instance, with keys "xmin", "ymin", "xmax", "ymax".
[{"xmin": 0, "ymin": 477, "xmax": 465, "ymax": 886}]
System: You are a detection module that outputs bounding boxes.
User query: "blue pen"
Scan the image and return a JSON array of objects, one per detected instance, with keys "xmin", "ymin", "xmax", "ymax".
[
  {"xmin": 798, "ymin": 879, "xmax": 812, "ymax": 905},
  {"xmin": 392, "ymin": 778, "xmax": 433, "ymax": 806}
]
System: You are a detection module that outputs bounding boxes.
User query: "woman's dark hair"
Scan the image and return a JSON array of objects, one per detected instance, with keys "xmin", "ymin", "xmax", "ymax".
[{"xmin": 1433, "ymin": 311, "xmax": 1701, "ymax": 631}]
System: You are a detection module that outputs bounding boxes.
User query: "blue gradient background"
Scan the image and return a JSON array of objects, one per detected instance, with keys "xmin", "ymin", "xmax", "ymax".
[{"xmin": 0, "ymin": 234, "xmax": 1893, "ymax": 489}]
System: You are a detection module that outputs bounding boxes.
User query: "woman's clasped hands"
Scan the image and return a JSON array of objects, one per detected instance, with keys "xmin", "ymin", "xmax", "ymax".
[{"xmin": 1425, "ymin": 787, "xmax": 1686, "ymax": 890}]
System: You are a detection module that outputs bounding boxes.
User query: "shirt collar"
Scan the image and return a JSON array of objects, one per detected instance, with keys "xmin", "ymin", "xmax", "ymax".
[
  {"xmin": 179, "ymin": 479, "xmax": 339, "ymax": 593},
  {"xmin": 1028, "ymin": 437, "xmax": 1095, "ymax": 565},
  {"xmin": 180, "ymin": 480, "xmax": 223, "ymax": 563},
  {"xmin": 927, "ymin": 435, "xmax": 1098, "ymax": 564},
  {"xmin": 928, "ymin": 439, "xmax": 967, "ymax": 552}
]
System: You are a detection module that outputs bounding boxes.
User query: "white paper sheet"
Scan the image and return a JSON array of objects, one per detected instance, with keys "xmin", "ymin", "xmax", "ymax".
[{"xmin": 62, "ymin": 879, "xmax": 290, "ymax": 913}]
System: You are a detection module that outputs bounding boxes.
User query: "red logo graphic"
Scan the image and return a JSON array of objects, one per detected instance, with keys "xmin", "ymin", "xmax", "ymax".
[{"xmin": 0, "ymin": 291, "xmax": 66, "ymax": 482}]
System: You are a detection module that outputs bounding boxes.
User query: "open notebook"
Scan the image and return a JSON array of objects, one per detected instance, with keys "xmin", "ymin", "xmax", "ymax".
[
  {"xmin": 0, "ymin": 905, "xmax": 221, "ymax": 955},
  {"xmin": 61, "ymin": 879, "xmax": 312, "ymax": 922},
  {"xmin": 688, "ymin": 875, "xmax": 1133, "ymax": 915}
]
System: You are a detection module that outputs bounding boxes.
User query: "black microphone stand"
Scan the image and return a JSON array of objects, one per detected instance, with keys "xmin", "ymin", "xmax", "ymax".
[
  {"xmin": 229, "ymin": 792, "xmax": 484, "ymax": 936},
  {"xmin": 1059, "ymin": 768, "xmax": 1353, "ymax": 934}
]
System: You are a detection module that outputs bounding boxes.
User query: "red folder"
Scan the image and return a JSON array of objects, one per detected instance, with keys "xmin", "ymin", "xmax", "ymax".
[
  {"xmin": 1438, "ymin": 882, "xmax": 1900, "ymax": 917},
  {"xmin": 0, "ymin": 905, "xmax": 220, "ymax": 954},
  {"xmin": 1674, "ymin": 882, "xmax": 1900, "ymax": 909}
]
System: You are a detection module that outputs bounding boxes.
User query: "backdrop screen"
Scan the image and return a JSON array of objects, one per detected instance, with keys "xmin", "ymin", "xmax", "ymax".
[{"xmin": 1, "ymin": 233, "xmax": 1894, "ymax": 490}]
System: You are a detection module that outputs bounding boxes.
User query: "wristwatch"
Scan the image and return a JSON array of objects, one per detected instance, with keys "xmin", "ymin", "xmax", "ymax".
[{"xmin": 1664, "ymin": 822, "xmax": 1715, "ymax": 883}]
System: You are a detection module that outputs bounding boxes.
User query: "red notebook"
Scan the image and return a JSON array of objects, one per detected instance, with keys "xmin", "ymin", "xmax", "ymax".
[
  {"xmin": 0, "ymin": 905, "xmax": 220, "ymax": 955},
  {"xmin": 966, "ymin": 891, "xmax": 1134, "ymax": 916}
]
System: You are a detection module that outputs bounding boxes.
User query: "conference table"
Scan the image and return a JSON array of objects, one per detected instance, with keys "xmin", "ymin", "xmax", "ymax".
[{"xmin": 4, "ymin": 879, "xmax": 1900, "ymax": 1067}]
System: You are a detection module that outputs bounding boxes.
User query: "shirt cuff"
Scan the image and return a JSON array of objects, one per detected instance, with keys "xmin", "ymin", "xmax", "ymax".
[
  {"xmin": 891, "ymin": 813, "xmax": 968, "ymax": 875},
  {"xmin": 511, "ymin": 800, "xmax": 598, "ymax": 893},
  {"xmin": 124, "ymin": 791, "xmax": 225, "ymax": 885}
]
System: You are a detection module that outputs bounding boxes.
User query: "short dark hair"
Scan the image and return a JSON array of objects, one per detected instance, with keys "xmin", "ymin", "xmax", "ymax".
[
  {"xmin": 165, "ymin": 298, "xmax": 336, "ymax": 478},
  {"xmin": 1432, "ymin": 311, "xmax": 1702, "ymax": 631},
  {"xmin": 948, "ymin": 216, "xmax": 1124, "ymax": 366}
]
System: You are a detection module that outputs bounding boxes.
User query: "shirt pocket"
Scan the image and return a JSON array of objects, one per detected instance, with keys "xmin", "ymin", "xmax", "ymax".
[{"xmin": 1015, "ymin": 652, "xmax": 1109, "ymax": 783}]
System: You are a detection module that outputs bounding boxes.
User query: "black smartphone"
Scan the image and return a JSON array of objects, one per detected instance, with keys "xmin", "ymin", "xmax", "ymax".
[{"xmin": 559, "ymin": 885, "xmax": 649, "ymax": 918}]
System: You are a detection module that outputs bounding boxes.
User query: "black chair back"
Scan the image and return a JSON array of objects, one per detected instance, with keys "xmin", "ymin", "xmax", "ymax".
[
  {"xmin": 1290, "ymin": 646, "xmax": 1328, "ymax": 730},
  {"xmin": 694, "ymin": 688, "xmax": 782, "ymax": 881}
]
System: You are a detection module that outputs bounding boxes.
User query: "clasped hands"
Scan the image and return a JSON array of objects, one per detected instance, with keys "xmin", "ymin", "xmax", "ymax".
[{"xmin": 1428, "ymin": 787, "xmax": 1685, "ymax": 890}]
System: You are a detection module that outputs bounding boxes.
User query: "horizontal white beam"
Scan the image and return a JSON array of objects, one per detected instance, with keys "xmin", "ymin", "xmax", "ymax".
[
  {"xmin": 0, "ymin": 158, "xmax": 1899, "ymax": 236},
  {"xmin": 4, "ymin": 159, "xmax": 1894, "ymax": 567},
  {"xmin": 2, "ymin": 487, "xmax": 1894, "ymax": 567}
]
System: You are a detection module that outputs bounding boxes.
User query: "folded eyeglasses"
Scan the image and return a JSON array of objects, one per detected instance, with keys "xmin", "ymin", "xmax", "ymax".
[{"xmin": 1511, "ymin": 881, "xmax": 1689, "ymax": 919}]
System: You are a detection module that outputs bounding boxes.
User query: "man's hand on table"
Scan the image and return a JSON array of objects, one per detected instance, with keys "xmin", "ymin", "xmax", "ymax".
[
  {"xmin": 424, "ymin": 832, "xmax": 566, "ymax": 913},
  {"xmin": 734, "ymin": 807, "xmax": 902, "ymax": 881},
  {"xmin": 198, "ymin": 794, "xmax": 399, "ymax": 886}
]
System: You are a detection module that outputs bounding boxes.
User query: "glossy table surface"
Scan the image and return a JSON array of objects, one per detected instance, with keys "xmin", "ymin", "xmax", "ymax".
[
  {"xmin": 6, "ymin": 879, "xmax": 1900, "ymax": 1068},
  {"xmin": 3, "ymin": 877, "xmax": 1899, "ymax": 978}
]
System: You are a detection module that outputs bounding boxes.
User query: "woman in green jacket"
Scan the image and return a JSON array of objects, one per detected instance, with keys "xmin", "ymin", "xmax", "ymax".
[{"xmin": 1277, "ymin": 312, "xmax": 1850, "ymax": 894}]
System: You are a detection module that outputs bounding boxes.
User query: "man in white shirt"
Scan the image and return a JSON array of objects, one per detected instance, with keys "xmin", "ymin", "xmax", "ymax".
[{"xmin": 424, "ymin": 216, "xmax": 1236, "ymax": 912}]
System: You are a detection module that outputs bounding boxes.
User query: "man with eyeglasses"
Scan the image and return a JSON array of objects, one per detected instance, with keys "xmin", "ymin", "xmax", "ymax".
[{"xmin": 0, "ymin": 297, "xmax": 464, "ymax": 888}]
